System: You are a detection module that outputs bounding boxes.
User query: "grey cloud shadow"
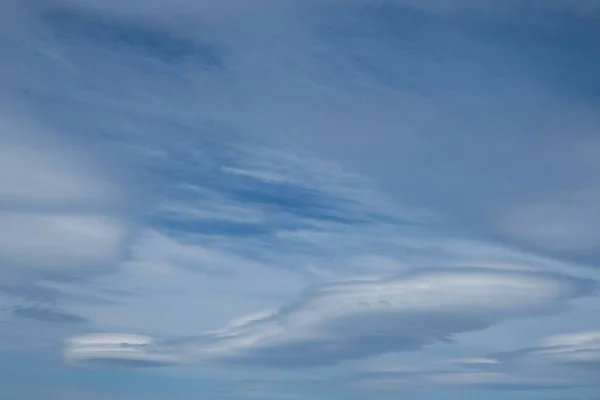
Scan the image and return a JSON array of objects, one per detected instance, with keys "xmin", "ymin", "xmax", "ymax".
[
  {"xmin": 73, "ymin": 358, "xmax": 176, "ymax": 368},
  {"xmin": 1, "ymin": 277, "xmax": 134, "ymax": 305},
  {"xmin": 12, "ymin": 305, "xmax": 88, "ymax": 324}
]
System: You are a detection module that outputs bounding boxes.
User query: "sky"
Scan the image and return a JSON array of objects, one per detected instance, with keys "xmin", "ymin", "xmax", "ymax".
[{"xmin": 1, "ymin": 0, "xmax": 600, "ymax": 399}]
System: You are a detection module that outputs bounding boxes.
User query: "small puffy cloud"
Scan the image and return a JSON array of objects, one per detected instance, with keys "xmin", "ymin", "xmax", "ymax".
[
  {"xmin": 64, "ymin": 334, "xmax": 186, "ymax": 368},
  {"xmin": 67, "ymin": 268, "xmax": 595, "ymax": 369}
]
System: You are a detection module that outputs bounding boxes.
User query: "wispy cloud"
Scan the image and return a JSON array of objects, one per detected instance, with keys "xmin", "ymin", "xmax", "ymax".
[
  {"xmin": 498, "ymin": 331, "xmax": 600, "ymax": 369},
  {"xmin": 3, "ymin": 0, "xmax": 600, "ymax": 399},
  {"xmin": 349, "ymin": 329, "xmax": 600, "ymax": 391}
]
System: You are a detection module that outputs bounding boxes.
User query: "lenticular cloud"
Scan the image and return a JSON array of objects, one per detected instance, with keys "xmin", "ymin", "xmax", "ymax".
[{"xmin": 65, "ymin": 268, "xmax": 596, "ymax": 368}]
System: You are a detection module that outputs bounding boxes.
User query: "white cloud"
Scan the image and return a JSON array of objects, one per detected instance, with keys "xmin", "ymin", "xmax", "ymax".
[
  {"xmin": 10, "ymin": 0, "xmax": 600, "ymax": 271},
  {"xmin": 356, "ymin": 371, "xmax": 576, "ymax": 390},
  {"xmin": 60, "ymin": 230, "xmax": 309, "ymax": 336},
  {"xmin": 495, "ymin": 188, "xmax": 600, "ymax": 253},
  {"xmin": 350, "ymin": 333, "xmax": 600, "ymax": 391},
  {"xmin": 64, "ymin": 333, "xmax": 186, "ymax": 367},
  {"xmin": 356, "ymin": 330, "xmax": 600, "ymax": 390},
  {"xmin": 187, "ymin": 269, "xmax": 592, "ymax": 366},
  {"xmin": 0, "ymin": 114, "xmax": 119, "ymax": 209},
  {"xmin": 128, "ymin": 230, "xmax": 242, "ymax": 274},
  {"xmin": 66, "ymin": 268, "xmax": 595, "ymax": 368},
  {"xmin": 3, "ymin": 1, "xmax": 600, "ymax": 398},
  {"xmin": 447, "ymin": 357, "xmax": 501, "ymax": 365},
  {"xmin": 0, "ymin": 112, "xmax": 130, "ymax": 293},
  {"xmin": 0, "ymin": 212, "xmax": 126, "ymax": 276},
  {"xmin": 541, "ymin": 331, "xmax": 600, "ymax": 349},
  {"xmin": 513, "ymin": 331, "xmax": 600, "ymax": 366}
]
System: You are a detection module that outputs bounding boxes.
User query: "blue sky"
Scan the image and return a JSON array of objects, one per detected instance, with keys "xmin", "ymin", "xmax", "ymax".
[{"xmin": 1, "ymin": 0, "xmax": 600, "ymax": 399}]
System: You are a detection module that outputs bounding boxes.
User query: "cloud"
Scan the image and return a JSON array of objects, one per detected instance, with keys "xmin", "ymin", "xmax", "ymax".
[
  {"xmin": 3, "ymin": 0, "xmax": 600, "ymax": 398},
  {"xmin": 0, "ymin": 114, "xmax": 120, "ymax": 209},
  {"xmin": 55, "ymin": 229, "xmax": 310, "ymax": 336},
  {"xmin": 499, "ymin": 331, "xmax": 600, "ymax": 369},
  {"xmin": 148, "ymin": 143, "xmax": 417, "ymax": 234},
  {"xmin": 9, "ymin": 0, "xmax": 600, "ymax": 270},
  {"xmin": 187, "ymin": 268, "xmax": 593, "ymax": 367},
  {"xmin": 354, "ymin": 330, "xmax": 600, "ymax": 390},
  {"xmin": 0, "ymin": 112, "xmax": 131, "ymax": 326},
  {"xmin": 495, "ymin": 188, "xmax": 600, "ymax": 255},
  {"xmin": 64, "ymin": 333, "xmax": 186, "ymax": 367},
  {"xmin": 0, "ymin": 212, "xmax": 126, "ymax": 278},
  {"xmin": 0, "ymin": 105, "xmax": 133, "ymax": 282},
  {"xmin": 346, "ymin": 332, "xmax": 600, "ymax": 391},
  {"xmin": 353, "ymin": 370, "xmax": 580, "ymax": 391},
  {"xmin": 66, "ymin": 268, "xmax": 596, "ymax": 368}
]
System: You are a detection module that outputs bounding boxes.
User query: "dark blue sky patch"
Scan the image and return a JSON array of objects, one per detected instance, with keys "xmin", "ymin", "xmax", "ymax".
[
  {"xmin": 310, "ymin": 1, "xmax": 600, "ymax": 101},
  {"xmin": 309, "ymin": 2, "xmax": 518, "ymax": 95},
  {"xmin": 40, "ymin": 6, "xmax": 223, "ymax": 66},
  {"xmin": 211, "ymin": 166, "xmax": 382, "ymax": 225},
  {"xmin": 0, "ymin": 283, "xmax": 62, "ymax": 303},
  {"xmin": 457, "ymin": 9, "xmax": 600, "ymax": 102},
  {"xmin": 153, "ymin": 218, "xmax": 273, "ymax": 237},
  {"xmin": 224, "ymin": 184, "xmax": 369, "ymax": 225}
]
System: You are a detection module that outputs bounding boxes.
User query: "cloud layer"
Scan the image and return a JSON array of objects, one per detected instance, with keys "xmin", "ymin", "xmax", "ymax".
[
  {"xmin": 500, "ymin": 330, "xmax": 600, "ymax": 369},
  {"xmin": 353, "ymin": 329, "xmax": 600, "ymax": 391},
  {"xmin": 4, "ymin": 0, "xmax": 600, "ymax": 398},
  {"xmin": 66, "ymin": 268, "xmax": 595, "ymax": 368}
]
